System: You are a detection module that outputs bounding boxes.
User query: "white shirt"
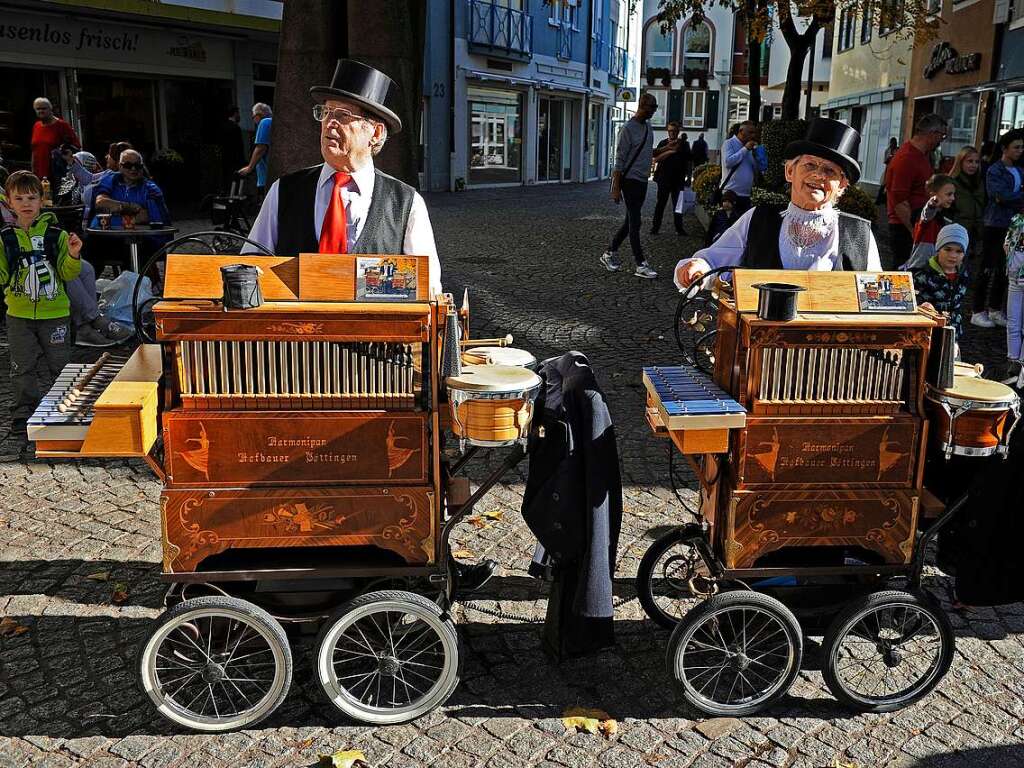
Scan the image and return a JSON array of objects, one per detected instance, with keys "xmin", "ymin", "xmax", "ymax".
[
  {"xmin": 674, "ymin": 206, "xmax": 882, "ymax": 290},
  {"xmin": 245, "ymin": 161, "xmax": 443, "ymax": 297}
]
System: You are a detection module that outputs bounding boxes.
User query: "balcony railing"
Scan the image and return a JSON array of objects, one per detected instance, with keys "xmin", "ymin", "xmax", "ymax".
[
  {"xmin": 467, "ymin": 0, "xmax": 533, "ymax": 60},
  {"xmin": 608, "ymin": 44, "xmax": 627, "ymax": 83}
]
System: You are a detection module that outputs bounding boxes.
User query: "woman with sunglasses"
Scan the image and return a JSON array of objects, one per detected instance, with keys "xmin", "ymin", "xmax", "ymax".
[{"xmin": 675, "ymin": 118, "xmax": 881, "ymax": 289}]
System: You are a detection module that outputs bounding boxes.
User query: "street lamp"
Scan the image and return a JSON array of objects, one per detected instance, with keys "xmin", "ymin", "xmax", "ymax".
[{"xmin": 715, "ymin": 58, "xmax": 730, "ymax": 142}]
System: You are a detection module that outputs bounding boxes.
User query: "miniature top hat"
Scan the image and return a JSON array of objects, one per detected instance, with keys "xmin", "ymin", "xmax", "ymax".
[
  {"xmin": 310, "ymin": 59, "xmax": 402, "ymax": 134},
  {"xmin": 784, "ymin": 117, "xmax": 861, "ymax": 184}
]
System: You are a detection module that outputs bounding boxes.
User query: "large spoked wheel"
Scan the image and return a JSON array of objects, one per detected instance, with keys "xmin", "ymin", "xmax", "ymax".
[
  {"xmin": 666, "ymin": 591, "xmax": 802, "ymax": 717},
  {"xmin": 315, "ymin": 590, "xmax": 461, "ymax": 725},
  {"xmin": 822, "ymin": 590, "xmax": 954, "ymax": 713},
  {"xmin": 138, "ymin": 596, "xmax": 292, "ymax": 732},
  {"xmin": 637, "ymin": 528, "xmax": 710, "ymax": 629}
]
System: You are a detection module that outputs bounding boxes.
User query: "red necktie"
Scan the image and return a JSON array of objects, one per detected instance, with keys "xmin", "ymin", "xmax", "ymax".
[{"xmin": 318, "ymin": 171, "xmax": 351, "ymax": 254}]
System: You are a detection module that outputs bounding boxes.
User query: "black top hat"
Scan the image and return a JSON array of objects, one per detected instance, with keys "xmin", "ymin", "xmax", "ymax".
[
  {"xmin": 784, "ymin": 117, "xmax": 861, "ymax": 184},
  {"xmin": 310, "ymin": 59, "xmax": 402, "ymax": 134}
]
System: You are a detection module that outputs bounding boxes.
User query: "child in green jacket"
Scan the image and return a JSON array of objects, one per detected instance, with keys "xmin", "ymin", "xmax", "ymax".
[{"xmin": 0, "ymin": 171, "xmax": 82, "ymax": 433}]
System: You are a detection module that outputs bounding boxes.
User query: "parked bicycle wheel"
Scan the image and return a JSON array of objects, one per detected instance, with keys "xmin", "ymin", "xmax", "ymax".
[
  {"xmin": 138, "ymin": 596, "xmax": 292, "ymax": 732},
  {"xmin": 822, "ymin": 590, "xmax": 954, "ymax": 713},
  {"xmin": 666, "ymin": 590, "xmax": 802, "ymax": 717},
  {"xmin": 315, "ymin": 590, "xmax": 461, "ymax": 725}
]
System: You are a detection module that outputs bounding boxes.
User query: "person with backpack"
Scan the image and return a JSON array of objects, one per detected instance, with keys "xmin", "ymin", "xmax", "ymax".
[{"xmin": 0, "ymin": 171, "xmax": 82, "ymax": 436}]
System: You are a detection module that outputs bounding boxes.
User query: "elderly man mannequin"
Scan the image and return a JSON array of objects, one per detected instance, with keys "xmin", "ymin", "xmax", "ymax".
[
  {"xmin": 245, "ymin": 59, "xmax": 442, "ymax": 298},
  {"xmin": 676, "ymin": 118, "xmax": 881, "ymax": 288}
]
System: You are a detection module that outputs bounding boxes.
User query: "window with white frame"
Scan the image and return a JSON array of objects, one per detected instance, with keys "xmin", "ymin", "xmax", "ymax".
[
  {"xmin": 682, "ymin": 20, "xmax": 711, "ymax": 73},
  {"xmin": 592, "ymin": 0, "xmax": 602, "ymax": 36},
  {"xmin": 860, "ymin": 7, "xmax": 873, "ymax": 43},
  {"xmin": 838, "ymin": 8, "xmax": 855, "ymax": 51},
  {"xmin": 683, "ymin": 90, "xmax": 706, "ymax": 128},
  {"xmin": 644, "ymin": 21, "xmax": 674, "ymax": 72},
  {"xmin": 549, "ymin": 0, "xmax": 559, "ymax": 25},
  {"xmin": 562, "ymin": 0, "xmax": 579, "ymax": 30}
]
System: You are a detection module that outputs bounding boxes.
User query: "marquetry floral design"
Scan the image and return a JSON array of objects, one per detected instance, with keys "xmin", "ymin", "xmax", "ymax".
[
  {"xmin": 265, "ymin": 321, "xmax": 325, "ymax": 335},
  {"xmin": 262, "ymin": 502, "xmax": 339, "ymax": 533}
]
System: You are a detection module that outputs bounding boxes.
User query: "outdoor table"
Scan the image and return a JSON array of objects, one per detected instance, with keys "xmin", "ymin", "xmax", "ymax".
[{"xmin": 85, "ymin": 225, "xmax": 177, "ymax": 273}]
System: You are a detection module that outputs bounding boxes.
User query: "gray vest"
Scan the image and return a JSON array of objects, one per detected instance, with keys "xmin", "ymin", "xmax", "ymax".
[
  {"xmin": 275, "ymin": 165, "xmax": 415, "ymax": 256},
  {"xmin": 741, "ymin": 205, "xmax": 872, "ymax": 271}
]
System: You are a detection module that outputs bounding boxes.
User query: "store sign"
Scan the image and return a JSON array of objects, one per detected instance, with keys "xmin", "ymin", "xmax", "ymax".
[
  {"xmin": 923, "ymin": 42, "xmax": 982, "ymax": 79},
  {"xmin": 617, "ymin": 87, "xmax": 636, "ymax": 102},
  {"xmin": 0, "ymin": 10, "xmax": 233, "ymax": 77}
]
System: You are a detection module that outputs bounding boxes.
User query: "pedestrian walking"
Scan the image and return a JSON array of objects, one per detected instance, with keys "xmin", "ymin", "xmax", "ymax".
[
  {"xmin": 886, "ymin": 114, "xmax": 947, "ymax": 270},
  {"xmin": 720, "ymin": 120, "xmax": 758, "ymax": 214},
  {"xmin": 973, "ymin": 130, "xmax": 1024, "ymax": 329},
  {"xmin": 876, "ymin": 137, "xmax": 899, "ymax": 204},
  {"xmin": 650, "ymin": 121, "xmax": 689, "ymax": 236},
  {"xmin": 691, "ymin": 133, "xmax": 709, "ymax": 168},
  {"xmin": 600, "ymin": 92, "xmax": 658, "ymax": 279},
  {"xmin": 678, "ymin": 131, "xmax": 693, "ymax": 187},
  {"xmin": 239, "ymin": 103, "xmax": 273, "ymax": 200}
]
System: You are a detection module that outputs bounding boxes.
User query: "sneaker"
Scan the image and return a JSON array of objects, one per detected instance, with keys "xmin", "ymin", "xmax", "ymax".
[
  {"xmin": 1001, "ymin": 360, "xmax": 1023, "ymax": 387},
  {"xmin": 634, "ymin": 262, "xmax": 658, "ymax": 279},
  {"xmin": 92, "ymin": 316, "xmax": 133, "ymax": 343},
  {"xmin": 970, "ymin": 311, "xmax": 995, "ymax": 329},
  {"xmin": 75, "ymin": 324, "xmax": 119, "ymax": 348},
  {"xmin": 990, "ymin": 310, "xmax": 1008, "ymax": 327},
  {"xmin": 599, "ymin": 252, "xmax": 622, "ymax": 272}
]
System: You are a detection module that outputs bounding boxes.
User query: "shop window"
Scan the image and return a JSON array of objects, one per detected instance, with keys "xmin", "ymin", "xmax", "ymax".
[
  {"xmin": 468, "ymin": 87, "xmax": 523, "ymax": 185},
  {"xmin": 682, "ymin": 21, "xmax": 711, "ymax": 74},
  {"xmin": 644, "ymin": 21, "xmax": 674, "ymax": 73},
  {"xmin": 683, "ymin": 90, "xmax": 706, "ymax": 129}
]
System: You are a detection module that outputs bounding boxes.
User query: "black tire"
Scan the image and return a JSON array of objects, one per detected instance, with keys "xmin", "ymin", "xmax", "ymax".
[
  {"xmin": 137, "ymin": 596, "xmax": 292, "ymax": 732},
  {"xmin": 822, "ymin": 590, "xmax": 954, "ymax": 713},
  {"xmin": 636, "ymin": 527, "xmax": 708, "ymax": 628},
  {"xmin": 314, "ymin": 589, "xmax": 462, "ymax": 725},
  {"xmin": 666, "ymin": 590, "xmax": 803, "ymax": 717}
]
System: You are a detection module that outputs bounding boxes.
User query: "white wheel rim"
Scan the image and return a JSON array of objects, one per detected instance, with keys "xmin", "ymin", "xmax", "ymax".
[
  {"xmin": 140, "ymin": 606, "xmax": 288, "ymax": 732},
  {"xmin": 832, "ymin": 601, "xmax": 945, "ymax": 705},
  {"xmin": 317, "ymin": 599, "xmax": 458, "ymax": 724},
  {"xmin": 675, "ymin": 604, "xmax": 796, "ymax": 713}
]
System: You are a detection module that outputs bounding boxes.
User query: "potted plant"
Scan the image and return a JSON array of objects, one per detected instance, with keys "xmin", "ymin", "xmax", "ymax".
[
  {"xmin": 646, "ymin": 67, "xmax": 669, "ymax": 86},
  {"xmin": 660, "ymin": 70, "xmax": 672, "ymax": 87}
]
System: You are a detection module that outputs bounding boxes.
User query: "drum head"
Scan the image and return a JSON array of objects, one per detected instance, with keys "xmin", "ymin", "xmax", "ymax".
[
  {"xmin": 465, "ymin": 347, "xmax": 536, "ymax": 368},
  {"xmin": 447, "ymin": 364, "xmax": 541, "ymax": 393},
  {"xmin": 936, "ymin": 375, "xmax": 1018, "ymax": 404}
]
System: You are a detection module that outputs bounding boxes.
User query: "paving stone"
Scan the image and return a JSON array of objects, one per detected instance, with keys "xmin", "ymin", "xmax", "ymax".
[{"xmin": 693, "ymin": 719, "xmax": 741, "ymax": 741}]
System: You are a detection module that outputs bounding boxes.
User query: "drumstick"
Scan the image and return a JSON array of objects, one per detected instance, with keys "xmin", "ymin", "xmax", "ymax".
[
  {"xmin": 460, "ymin": 334, "xmax": 513, "ymax": 348},
  {"xmin": 70, "ymin": 352, "xmax": 111, "ymax": 397}
]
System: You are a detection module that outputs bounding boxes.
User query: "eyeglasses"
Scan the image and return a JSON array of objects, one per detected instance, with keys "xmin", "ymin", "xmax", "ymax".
[
  {"xmin": 313, "ymin": 104, "xmax": 374, "ymax": 124},
  {"xmin": 798, "ymin": 160, "xmax": 845, "ymax": 182},
  {"xmin": 120, "ymin": 162, "xmax": 142, "ymax": 170}
]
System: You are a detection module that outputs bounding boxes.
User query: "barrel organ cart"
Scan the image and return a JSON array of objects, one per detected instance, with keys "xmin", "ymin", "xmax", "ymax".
[{"xmin": 639, "ymin": 269, "xmax": 1019, "ymax": 716}]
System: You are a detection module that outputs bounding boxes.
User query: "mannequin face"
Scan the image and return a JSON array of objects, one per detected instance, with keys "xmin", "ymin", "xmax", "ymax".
[
  {"xmin": 319, "ymin": 98, "xmax": 386, "ymax": 172},
  {"xmin": 785, "ymin": 154, "xmax": 849, "ymax": 210}
]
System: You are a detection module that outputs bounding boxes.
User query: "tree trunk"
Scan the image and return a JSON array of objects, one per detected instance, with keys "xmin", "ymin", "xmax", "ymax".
[
  {"xmin": 268, "ymin": 0, "xmax": 347, "ymax": 183},
  {"xmin": 778, "ymin": 11, "xmax": 819, "ymax": 120},
  {"xmin": 348, "ymin": 2, "xmax": 426, "ymax": 187},
  {"xmin": 743, "ymin": 0, "xmax": 762, "ymax": 123}
]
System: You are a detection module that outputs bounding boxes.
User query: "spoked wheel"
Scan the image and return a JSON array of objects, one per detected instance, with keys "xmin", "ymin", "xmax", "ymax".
[
  {"xmin": 822, "ymin": 590, "xmax": 954, "ymax": 713},
  {"xmin": 138, "ymin": 596, "xmax": 292, "ymax": 732},
  {"xmin": 315, "ymin": 590, "xmax": 461, "ymax": 725},
  {"xmin": 666, "ymin": 591, "xmax": 802, "ymax": 716},
  {"xmin": 637, "ymin": 527, "xmax": 711, "ymax": 628}
]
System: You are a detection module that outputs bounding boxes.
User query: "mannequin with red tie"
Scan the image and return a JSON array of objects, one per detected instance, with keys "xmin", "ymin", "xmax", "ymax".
[{"xmin": 246, "ymin": 59, "xmax": 442, "ymax": 298}]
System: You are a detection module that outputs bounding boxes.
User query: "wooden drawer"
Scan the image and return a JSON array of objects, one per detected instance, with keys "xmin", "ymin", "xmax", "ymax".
[
  {"xmin": 721, "ymin": 489, "xmax": 918, "ymax": 569},
  {"xmin": 164, "ymin": 411, "xmax": 428, "ymax": 487},
  {"xmin": 161, "ymin": 486, "xmax": 436, "ymax": 573},
  {"xmin": 734, "ymin": 416, "xmax": 922, "ymax": 488}
]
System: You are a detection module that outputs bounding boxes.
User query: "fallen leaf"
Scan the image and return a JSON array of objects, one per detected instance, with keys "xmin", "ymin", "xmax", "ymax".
[
  {"xmin": 85, "ymin": 571, "xmax": 110, "ymax": 581},
  {"xmin": 111, "ymin": 583, "xmax": 129, "ymax": 605},
  {"xmin": 481, "ymin": 510, "xmax": 503, "ymax": 521},
  {"xmin": 318, "ymin": 749, "xmax": 369, "ymax": 768},
  {"xmin": 562, "ymin": 706, "xmax": 617, "ymax": 739},
  {"xmin": 466, "ymin": 516, "xmax": 489, "ymax": 529},
  {"xmin": 0, "ymin": 617, "xmax": 29, "ymax": 637},
  {"xmin": 451, "ymin": 549, "xmax": 475, "ymax": 559}
]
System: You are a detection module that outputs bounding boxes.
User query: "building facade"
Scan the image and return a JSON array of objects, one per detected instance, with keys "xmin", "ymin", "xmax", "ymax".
[
  {"xmin": 822, "ymin": 6, "xmax": 911, "ymax": 187},
  {"xmin": 993, "ymin": 0, "xmax": 1024, "ymax": 136},
  {"xmin": 639, "ymin": 0, "xmax": 737, "ymax": 155},
  {"xmin": 422, "ymin": 0, "xmax": 642, "ymax": 191}
]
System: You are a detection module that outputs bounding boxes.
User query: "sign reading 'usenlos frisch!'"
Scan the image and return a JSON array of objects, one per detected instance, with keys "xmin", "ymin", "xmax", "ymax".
[{"xmin": 924, "ymin": 41, "xmax": 982, "ymax": 79}]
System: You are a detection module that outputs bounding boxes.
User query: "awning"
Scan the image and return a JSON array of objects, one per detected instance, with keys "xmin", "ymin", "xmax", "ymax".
[{"xmin": 462, "ymin": 67, "xmax": 597, "ymax": 96}]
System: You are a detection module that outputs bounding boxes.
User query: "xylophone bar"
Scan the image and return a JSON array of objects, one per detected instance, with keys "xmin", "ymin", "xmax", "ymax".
[{"xmin": 642, "ymin": 366, "xmax": 747, "ymax": 433}]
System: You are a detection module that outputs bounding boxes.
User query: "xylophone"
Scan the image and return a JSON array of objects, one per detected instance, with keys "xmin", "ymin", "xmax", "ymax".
[
  {"xmin": 643, "ymin": 365, "xmax": 746, "ymax": 455},
  {"xmin": 28, "ymin": 353, "xmax": 127, "ymax": 442}
]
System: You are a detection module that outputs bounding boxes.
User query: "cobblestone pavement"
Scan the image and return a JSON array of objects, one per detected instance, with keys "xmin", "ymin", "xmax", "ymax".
[{"xmin": 2, "ymin": 183, "xmax": 1023, "ymax": 768}]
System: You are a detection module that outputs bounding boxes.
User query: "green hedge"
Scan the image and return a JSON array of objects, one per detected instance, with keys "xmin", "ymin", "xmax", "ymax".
[
  {"xmin": 836, "ymin": 183, "xmax": 877, "ymax": 222},
  {"xmin": 692, "ymin": 163, "xmax": 721, "ymax": 207},
  {"xmin": 760, "ymin": 119, "xmax": 807, "ymax": 192}
]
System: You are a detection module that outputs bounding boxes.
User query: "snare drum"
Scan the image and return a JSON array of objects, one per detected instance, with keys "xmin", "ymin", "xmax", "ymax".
[
  {"xmin": 925, "ymin": 375, "xmax": 1021, "ymax": 458},
  {"xmin": 446, "ymin": 364, "xmax": 542, "ymax": 448},
  {"xmin": 462, "ymin": 346, "xmax": 537, "ymax": 369}
]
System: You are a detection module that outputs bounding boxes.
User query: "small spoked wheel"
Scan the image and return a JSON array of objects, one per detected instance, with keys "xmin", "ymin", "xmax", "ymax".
[
  {"xmin": 637, "ymin": 527, "xmax": 710, "ymax": 629},
  {"xmin": 822, "ymin": 590, "xmax": 954, "ymax": 713},
  {"xmin": 315, "ymin": 590, "xmax": 461, "ymax": 725},
  {"xmin": 667, "ymin": 590, "xmax": 802, "ymax": 716},
  {"xmin": 138, "ymin": 596, "xmax": 292, "ymax": 732}
]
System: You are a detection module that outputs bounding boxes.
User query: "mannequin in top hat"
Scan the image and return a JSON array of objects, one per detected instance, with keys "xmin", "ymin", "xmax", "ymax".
[
  {"xmin": 245, "ymin": 59, "xmax": 442, "ymax": 297},
  {"xmin": 675, "ymin": 118, "xmax": 881, "ymax": 289}
]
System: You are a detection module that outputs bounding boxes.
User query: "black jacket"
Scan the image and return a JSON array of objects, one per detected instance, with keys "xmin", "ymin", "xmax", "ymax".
[{"xmin": 521, "ymin": 352, "xmax": 623, "ymax": 657}]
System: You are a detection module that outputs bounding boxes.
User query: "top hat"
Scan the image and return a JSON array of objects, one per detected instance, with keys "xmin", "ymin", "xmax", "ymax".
[
  {"xmin": 784, "ymin": 117, "xmax": 861, "ymax": 184},
  {"xmin": 310, "ymin": 59, "xmax": 403, "ymax": 134}
]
